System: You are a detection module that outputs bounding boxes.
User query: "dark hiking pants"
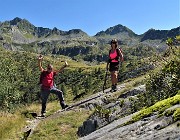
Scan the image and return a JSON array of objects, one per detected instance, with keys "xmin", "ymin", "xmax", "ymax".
[{"xmin": 41, "ymin": 86, "xmax": 65, "ymax": 114}]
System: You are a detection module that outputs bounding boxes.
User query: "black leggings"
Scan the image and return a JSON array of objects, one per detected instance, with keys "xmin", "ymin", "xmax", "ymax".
[{"xmin": 109, "ymin": 62, "xmax": 119, "ymax": 72}]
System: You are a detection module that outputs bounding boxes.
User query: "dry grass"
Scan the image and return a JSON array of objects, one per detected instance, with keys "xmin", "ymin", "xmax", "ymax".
[
  {"xmin": 0, "ymin": 111, "xmax": 26, "ymax": 139},
  {"xmin": 0, "ymin": 101, "xmax": 62, "ymax": 139},
  {"xmin": 29, "ymin": 109, "xmax": 93, "ymax": 140}
]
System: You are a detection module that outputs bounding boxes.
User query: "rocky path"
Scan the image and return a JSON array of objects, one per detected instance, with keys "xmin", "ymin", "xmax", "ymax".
[{"xmin": 22, "ymin": 84, "xmax": 126, "ymax": 139}]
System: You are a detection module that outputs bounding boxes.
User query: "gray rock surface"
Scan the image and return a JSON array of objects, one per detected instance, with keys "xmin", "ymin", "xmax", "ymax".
[
  {"xmin": 79, "ymin": 110, "xmax": 180, "ymax": 140},
  {"xmin": 78, "ymin": 84, "xmax": 180, "ymax": 140},
  {"xmin": 77, "ymin": 85, "xmax": 146, "ymax": 136}
]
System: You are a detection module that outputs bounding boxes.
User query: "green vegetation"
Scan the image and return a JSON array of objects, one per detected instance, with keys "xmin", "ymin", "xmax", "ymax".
[
  {"xmin": 4, "ymin": 37, "xmax": 158, "ymax": 112},
  {"xmin": 0, "ymin": 109, "xmax": 27, "ymax": 139},
  {"xmin": 130, "ymin": 94, "xmax": 180, "ymax": 123},
  {"xmin": 124, "ymin": 42, "xmax": 180, "ymax": 113},
  {"xmin": 94, "ymin": 105, "xmax": 112, "ymax": 119},
  {"xmin": 145, "ymin": 45, "xmax": 179, "ymax": 105},
  {"xmin": 0, "ymin": 47, "xmax": 111, "ymax": 111},
  {"xmin": 173, "ymin": 107, "xmax": 180, "ymax": 122},
  {"xmin": 29, "ymin": 110, "xmax": 93, "ymax": 140},
  {"xmin": 120, "ymin": 37, "xmax": 180, "ymax": 125},
  {"xmin": 0, "ymin": 49, "xmax": 40, "ymax": 110},
  {"xmin": 114, "ymin": 94, "xmax": 180, "ymax": 129}
]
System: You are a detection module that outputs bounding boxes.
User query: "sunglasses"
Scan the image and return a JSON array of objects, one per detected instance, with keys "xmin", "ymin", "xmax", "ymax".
[{"xmin": 111, "ymin": 42, "xmax": 116, "ymax": 44}]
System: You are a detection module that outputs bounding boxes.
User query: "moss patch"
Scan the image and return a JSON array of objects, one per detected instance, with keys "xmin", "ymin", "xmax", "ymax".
[
  {"xmin": 173, "ymin": 108, "xmax": 180, "ymax": 121},
  {"xmin": 127, "ymin": 94, "xmax": 180, "ymax": 124}
]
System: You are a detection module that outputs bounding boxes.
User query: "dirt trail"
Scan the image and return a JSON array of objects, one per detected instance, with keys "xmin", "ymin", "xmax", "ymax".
[{"xmin": 22, "ymin": 83, "xmax": 126, "ymax": 139}]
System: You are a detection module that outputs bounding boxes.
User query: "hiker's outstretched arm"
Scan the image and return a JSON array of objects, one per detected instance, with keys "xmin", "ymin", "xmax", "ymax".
[
  {"xmin": 38, "ymin": 55, "xmax": 44, "ymax": 72},
  {"xmin": 56, "ymin": 61, "xmax": 68, "ymax": 73}
]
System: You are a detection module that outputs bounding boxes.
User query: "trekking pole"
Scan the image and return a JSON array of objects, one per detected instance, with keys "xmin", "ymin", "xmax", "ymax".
[{"xmin": 103, "ymin": 62, "xmax": 109, "ymax": 93}]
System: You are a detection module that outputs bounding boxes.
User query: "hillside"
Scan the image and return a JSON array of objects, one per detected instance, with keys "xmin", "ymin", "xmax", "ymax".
[
  {"xmin": 0, "ymin": 46, "xmax": 110, "ymax": 110},
  {"xmin": 0, "ymin": 43, "xmax": 157, "ymax": 111}
]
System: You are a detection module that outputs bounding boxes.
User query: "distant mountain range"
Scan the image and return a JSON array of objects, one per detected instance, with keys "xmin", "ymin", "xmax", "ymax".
[{"xmin": 0, "ymin": 17, "xmax": 179, "ymax": 61}]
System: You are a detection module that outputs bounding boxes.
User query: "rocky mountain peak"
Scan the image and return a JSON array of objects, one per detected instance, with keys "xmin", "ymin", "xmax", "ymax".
[
  {"xmin": 10, "ymin": 17, "xmax": 22, "ymax": 25},
  {"xmin": 140, "ymin": 27, "xmax": 180, "ymax": 42},
  {"xmin": 95, "ymin": 24, "xmax": 137, "ymax": 37},
  {"xmin": 9, "ymin": 17, "xmax": 33, "ymax": 28},
  {"xmin": 66, "ymin": 29, "xmax": 87, "ymax": 35}
]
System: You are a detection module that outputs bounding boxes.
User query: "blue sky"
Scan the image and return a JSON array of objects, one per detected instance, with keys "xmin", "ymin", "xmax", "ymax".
[{"xmin": 0, "ymin": 0, "xmax": 179, "ymax": 36}]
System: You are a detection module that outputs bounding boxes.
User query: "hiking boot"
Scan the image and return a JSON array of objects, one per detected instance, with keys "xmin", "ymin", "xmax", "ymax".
[
  {"xmin": 62, "ymin": 104, "xmax": 69, "ymax": 109},
  {"xmin": 110, "ymin": 85, "xmax": 118, "ymax": 92},
  {"xmin": 41, "ymin": 112, "xmax": 46, "ymax": 117},
  {"xmin": 61, "ymin": 103, "xmax": 69, "ymax": 109},
  {"xmin": 110, "ymin": 85, "xmax": 115, "ymax": 92},
  {"xmin": 61, "ymin": 101, "xmax": 69, "ymax": 109},
  {"xmin": 113, "ymin": 84, "xmax": 117, "ymax": 92}
]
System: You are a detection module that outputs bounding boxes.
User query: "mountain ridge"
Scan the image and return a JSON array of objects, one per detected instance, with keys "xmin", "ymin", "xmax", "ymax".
[
  {"xmin": 1, "ymin": 17, "xmax": 179, "ymax": 39},
  {"xmin": 0, "ymin": 17, "xmax": 179, "ymax": 61}
]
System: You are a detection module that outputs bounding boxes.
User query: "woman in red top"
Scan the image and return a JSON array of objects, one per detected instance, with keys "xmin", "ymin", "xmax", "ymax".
[
  {"xmin": 38, "ymin": 55, "xmax": 68, "ymax": 117},
  {"xmin": 107, "ymin": 39, "xmax": 124, "ymax": 92}
]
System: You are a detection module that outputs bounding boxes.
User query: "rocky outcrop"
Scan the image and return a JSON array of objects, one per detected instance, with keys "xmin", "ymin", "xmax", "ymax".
[
  {"xmin": 77, "ymin": 119, "xmax": 98, "ymax": 137},
  {"xmin": 77, "ymin": 85, "xmax": 146, "ymax": 137},
  {"xmin": 118, "ymin": 85, "xmax": 146, "ymax": 98},
  {"xmin": 77, "ymin": 84, "xmax": 180, "ymax": 139},
  {"xmin": 79, "ymin": 104, "xmax": 180, "ymax": 140}
]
